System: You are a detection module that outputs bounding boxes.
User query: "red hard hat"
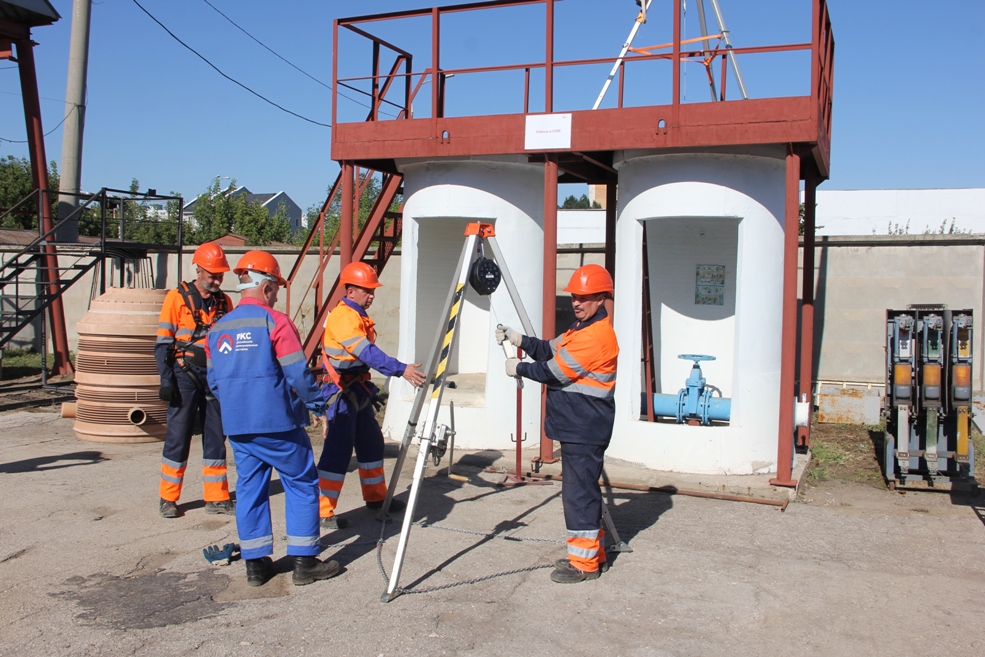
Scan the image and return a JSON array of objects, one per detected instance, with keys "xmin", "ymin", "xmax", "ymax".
[
  {"xmin": 564, "ymin": 264, "xmax": 613, "ymax": 295},
  {"xmin": 233, "ymin": 250, "xmax": 286, "ymax": 286},
  {"xmin": 192, "ymin": 242, "xmax": 230, "ymax": 273},
  {"xmin": 340, "ymin": 262, "xmax": 382, "ymax": 289}
]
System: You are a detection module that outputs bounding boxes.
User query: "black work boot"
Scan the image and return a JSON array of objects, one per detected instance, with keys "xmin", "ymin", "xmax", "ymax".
[
  {"xmin": 245, "ymin": 557, "xmax": 274, "ymax": 587},
  {"xmin": 320, "ymin": 516, "xmax": 349, "ymax": 530},
  {"xmin": 292, "ymin": 556, "xmax": 341, "ymax": 586},
  {"xmin": 555, "ymin": 558, "xmax": 609, "ymax": 573},
  {"xmin": 159, "ymin": 498, "xmax": 179, "ymax": 519},
  {"xmin": 550, "ymin": 562, "xmax": 601, "ymax": 584},
  {"xmin": 205, "ymin": 499, "xmax": 235, "ymax": 515}
]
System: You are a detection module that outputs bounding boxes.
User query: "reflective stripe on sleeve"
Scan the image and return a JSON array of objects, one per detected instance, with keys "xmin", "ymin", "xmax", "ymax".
[
  {"xmin": 547, "ymin": 358, "xmax": 573, "ymax": 385},
  {"xmin": 277, "ymin": 350, "xmax": 306, "ymax": 367}
]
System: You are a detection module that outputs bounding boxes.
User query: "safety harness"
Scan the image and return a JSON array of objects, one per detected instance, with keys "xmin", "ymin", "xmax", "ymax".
[
  {"xmin": 171, "ymin": 281, "xmax": 230, "ymax": 386},
  {"xmin": 321, "ymin": 355, "xmax": 375, "ymax": 413}
]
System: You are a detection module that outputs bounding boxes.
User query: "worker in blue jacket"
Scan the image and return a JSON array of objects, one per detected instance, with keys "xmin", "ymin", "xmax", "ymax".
[{"xmin": 206, "ymin": 250, "xmax": 341, "ymax": 588}]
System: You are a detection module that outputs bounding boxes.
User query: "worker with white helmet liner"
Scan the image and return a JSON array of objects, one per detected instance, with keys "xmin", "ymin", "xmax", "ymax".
[
  {"xmin": 497, "ymin": 264, "xmax": 619, "ymax": 583},
  {"xmin": 316, "ymin": 262, "xmax": 426, "ymax": 530},
  {"xmin": 155, "ymin": 242, "xmax": 235, "ymax": 518},
  {"xmin": 206, "ymin": 250, "xmax": 340, "ymax": 587}
]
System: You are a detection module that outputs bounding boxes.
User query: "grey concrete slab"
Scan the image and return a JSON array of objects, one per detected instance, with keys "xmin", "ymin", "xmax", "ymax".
[{"xmin": 1, "ymin": 410, "xmax": 984, "ymax": 656}]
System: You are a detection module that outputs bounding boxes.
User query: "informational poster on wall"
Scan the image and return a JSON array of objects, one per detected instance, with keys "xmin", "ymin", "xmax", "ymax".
[
  {"xmin": 524, "ymin": 113, "xmax": 572, "ymax": 150},
  {"xmin": 695, "ymin": 264, "xmax": 726, "ymax": 306}
]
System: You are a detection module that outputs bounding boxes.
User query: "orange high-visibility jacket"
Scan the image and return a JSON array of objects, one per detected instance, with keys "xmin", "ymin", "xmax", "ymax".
[
  {"xmin": 516, "ymin": 306, "xmax": 618, "ymax": 446},
  {"xmin": 155, "ymin": 282, "xmax": 231, "ymax": 383},
  {"xmin": 321, "ymin": 299, "xmax": 405, "ymax": 390}
]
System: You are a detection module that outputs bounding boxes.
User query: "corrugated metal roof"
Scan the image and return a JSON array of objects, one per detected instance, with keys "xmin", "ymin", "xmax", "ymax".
[{"xmin": 0, "ymin": 0, "xmax": 60, "ymax": 28}]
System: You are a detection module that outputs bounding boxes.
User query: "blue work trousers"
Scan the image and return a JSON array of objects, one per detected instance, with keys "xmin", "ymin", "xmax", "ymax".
[
  {"xmin": 162, "ymin": 366, "xmax": 226, "ymax": 465},
  {"xmin": 228, "ymin": 428, "xmax": 321, "ymax": 560},
  {"xmin": 316, "ymin": 394, "xmax": 385, "ymax": 476},
  {"xmin": 560, "ymin": 442, "xmax": 607, "ymax": 531}
]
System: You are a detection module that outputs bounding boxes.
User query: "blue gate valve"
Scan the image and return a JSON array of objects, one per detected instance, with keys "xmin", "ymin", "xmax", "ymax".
[{"xmin": 647, "ymin": 354, "xmax": 731, "ymax": 425}]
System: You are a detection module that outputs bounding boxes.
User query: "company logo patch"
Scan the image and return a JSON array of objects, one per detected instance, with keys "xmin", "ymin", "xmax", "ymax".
[{"xmin": 217, "ymin": 334, "xmax": 234, "ymax": 354}]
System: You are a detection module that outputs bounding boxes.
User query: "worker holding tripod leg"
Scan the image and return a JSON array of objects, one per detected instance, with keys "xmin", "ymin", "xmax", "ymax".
[
  {"xmin": 497, "ymin": 264, "xmax": 619, "ymax": 583},
  {"xmin": 316, "ymin": 263, "xmax": 426, "ymax": 530}
]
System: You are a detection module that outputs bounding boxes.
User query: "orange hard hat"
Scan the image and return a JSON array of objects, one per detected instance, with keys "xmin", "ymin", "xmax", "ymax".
[
  {"xmin": 233, "ymin": 250, "xmax": 286, "ymax": 286},
  {"xmin": 564, "ymin": 264, "xmax": 613, "ymax": 295},
  {"xmin": 192, "ymin": 242, "xmax": 230, "ymax": 273},
  {"xmin": 339, "ymin": 262, "xmax": 382, "ymax": 289}
]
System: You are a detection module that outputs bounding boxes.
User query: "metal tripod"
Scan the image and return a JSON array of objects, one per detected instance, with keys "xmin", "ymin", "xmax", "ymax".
[{"xmin": 378, "ymin": 222, "xmax": 628, "ymax": 601}]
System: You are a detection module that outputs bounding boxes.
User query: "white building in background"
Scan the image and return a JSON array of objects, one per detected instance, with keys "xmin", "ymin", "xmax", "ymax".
[
  {"xmin": 810, "ymin": 188, "xmax": 985, "ymax": 236},
  {"xmin": 559, "ymin": 188, "xmax": 985, "ymax": 242}
]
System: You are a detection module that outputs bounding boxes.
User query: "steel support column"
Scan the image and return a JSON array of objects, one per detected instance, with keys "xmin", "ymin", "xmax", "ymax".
[
  {"xmin": 798, "ymin": 174, "xmax": 818, "ymax": 447},
  {"xmin": 771, "ymin": 147, "xmax": 800, "ymax": 487},
  {"xmin": 604, "ymin": 183, "xmax": 616, "ymax": 275},
  {"xmin": 536, "ymin": 155, "xmax": 559, "ymax": 465},
  {"xmin": 340, "ymin": 163, "xmax": 354, "ymax": 268},
  {"xmin": 17, "ymin": 37, "xmax": 72, "ymax": 376}
]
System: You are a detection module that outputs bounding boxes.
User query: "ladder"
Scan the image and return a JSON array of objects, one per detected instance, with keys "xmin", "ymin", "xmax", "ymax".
[{"xmin": 378, "ymin": 222, "xmax": 629, "ymax": 602}]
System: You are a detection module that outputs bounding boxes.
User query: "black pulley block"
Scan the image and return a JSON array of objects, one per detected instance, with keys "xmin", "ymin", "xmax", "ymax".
[{"xmin": 469, "ymin": 257, "xmax": 501, "ymax": 296}]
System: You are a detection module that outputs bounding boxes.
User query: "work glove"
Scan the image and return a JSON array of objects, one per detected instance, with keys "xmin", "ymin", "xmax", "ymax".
[
  {"xmin": 158, "ymin": 385, "xmax": 179, "ymax": 403},
  {"xmin": 505, "ymin": 357, "xmax": 521, "ymax": 377},
  {"xmin": 496, "ymin": 324, "xmax": 524, "ymax": 347}
]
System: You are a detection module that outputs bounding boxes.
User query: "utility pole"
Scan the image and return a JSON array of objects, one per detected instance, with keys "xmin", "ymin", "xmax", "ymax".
[{"xmin": 56, "ymin": 0, "xmax": 92, "ymax": 242}]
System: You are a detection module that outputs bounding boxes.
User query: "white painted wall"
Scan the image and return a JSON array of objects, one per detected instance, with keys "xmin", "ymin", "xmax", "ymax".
[
  {"xmin": 559, "ymin": 188, "xmax": 985, "ymax": 241},
  {"xmin": 812, "ymin": 188, "xmax": 985, "ymax": 236},
  {"xmin": 382, "ymin": 157, "xmax": 546, "ymax": 450},
  {"xmin": 611, "ymin": 151, "xmax": 788, "ymax": 475}
]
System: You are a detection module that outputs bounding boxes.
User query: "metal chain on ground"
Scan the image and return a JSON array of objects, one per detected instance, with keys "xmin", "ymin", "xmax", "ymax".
[{"xmin": 375, "ymin": 516, "xmax": 564, "ymax": 596}]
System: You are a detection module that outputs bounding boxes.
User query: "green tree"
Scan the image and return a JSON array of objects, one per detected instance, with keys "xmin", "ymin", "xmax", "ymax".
[
  {"xmin": 303, "ymin": 172, "xmax": 402, "ymax": 245},
  {"xmin": 559, "ymin": 194, "xmax": 601, "ymax": 209},
  {"xmin": 121, "ymin": 178, "xmax": 180, "ymax": 244},
  {"xmin": 191, "ymin": 179, "xmax": 295, "ymax": 246},
  {"xmin": 0, "ymin": 155, "xmax": 59, "ymax": 230}
]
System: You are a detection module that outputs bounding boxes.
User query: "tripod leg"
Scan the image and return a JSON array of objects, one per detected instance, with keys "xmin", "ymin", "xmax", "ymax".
[
  {"xmin": 601, "ymin": 501, "xmax": 632, "ymax": 553},
  {"xmin": 382, "ymin": 435, "xmax": 433, "ymax": 602},
  {"xmin": 379, "ymin": 422, "xmax": 416, "ymax": 519}
]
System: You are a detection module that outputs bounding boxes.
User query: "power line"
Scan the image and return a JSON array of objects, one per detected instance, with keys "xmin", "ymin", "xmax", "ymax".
[
  {"xmin": 200, "ymin": 0, "xmax": 393, "ymax": 117},
  {"xmin": 131, "ymin": 0, "xmax": 331, "ymax": 128},
  {"xmin": 0, "ymin": 104, "xmax": 78, "ymax": 144}
]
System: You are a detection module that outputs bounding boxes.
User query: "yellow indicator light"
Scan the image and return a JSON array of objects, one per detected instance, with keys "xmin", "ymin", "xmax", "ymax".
[
  {"xmin": 893, "ymin": 364, "xmax": 912, "ymax": 386},
  {"xmin": 922, "ymin": 363, "xmax": 941, "ymax": 386},
  {"xmin": 957, "ymin": 410, "xmax": 969, "ymax": 458},
  {"xmin": 957, "ymin": 328, "xmax": 971, "ymax": 358},
  {"xmin": 953, "ymin": 364, "xmax": 971, "ymax": 388}
]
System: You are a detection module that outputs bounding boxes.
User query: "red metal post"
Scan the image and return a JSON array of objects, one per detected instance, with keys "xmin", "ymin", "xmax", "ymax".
[
  {"xmin": 798, "ymin": 174, "xmax": 818, "ymax": 447},
  {"xmin": 604, "ymin": 182, "xmax": 617, "ymax": 276},
  {"xmin": 340, "ymin": 163, "xmax": 354, "ymax": 268},
  {"xmin": 431, "ymin": 8, "xmax": 440, "ymax": 120},
  {"xmin": 332, "ymin": 19, "xmax": 339, "ymax": 128},
  {"xmin": 537, "ymin": 156, "xmax": 559, "ymax": 465},
  {"xmin": 771, "ymin": 147, "xmax": 801, "ymax": 487},
  {"xmin": 545, "ymin": 0, "xmax": 554, "ymax": 112},
  {"xmin": 17, "ymin": 37, "xmax": 72, "ymax": 376},
  {"xmin": 672, "ymin": 0, "xmax": 681, "ymax": 109}
]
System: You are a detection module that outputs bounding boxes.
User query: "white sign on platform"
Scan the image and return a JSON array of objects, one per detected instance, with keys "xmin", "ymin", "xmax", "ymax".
[{"xmin": 524, "ymin": 113, "xmax": 572, "ymax": 150}]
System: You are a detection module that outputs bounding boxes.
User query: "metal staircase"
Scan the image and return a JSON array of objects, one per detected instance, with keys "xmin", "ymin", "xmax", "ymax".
[
  {"xmin": 285, "ymin": 168, "xmax": 403, "ymax": 363},
  {"xmin": 0, "ymin": 188, "xmax": 183, "ymax": 353}
]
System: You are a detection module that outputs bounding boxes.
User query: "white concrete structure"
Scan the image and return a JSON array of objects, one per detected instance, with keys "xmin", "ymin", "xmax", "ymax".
[
  {"xmin": 611, "ymin": 151, "xmax": 788, "ymax": 475},
  {"xmin": 381, "ymin": 157, "xmax": 546, "ymax": 450}
]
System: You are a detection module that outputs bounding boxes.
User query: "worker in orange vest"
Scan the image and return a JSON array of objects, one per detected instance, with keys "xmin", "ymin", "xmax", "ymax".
[
  {"xmin": 155, "ymin": 242, "xmax": 235, "ymax": 519},
  {"xmin": 497, "ymin": 264, "xmax": 619, "ymax": 583},
  {"xmin": 316, "ymin": 262, "xmax": 426, "ymax": 529}
]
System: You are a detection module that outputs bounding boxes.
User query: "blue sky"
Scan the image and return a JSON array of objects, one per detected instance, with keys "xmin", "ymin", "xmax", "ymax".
[{"xmin": 1, "ymin": 0, "xmax": 982, "ymax": 214}]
